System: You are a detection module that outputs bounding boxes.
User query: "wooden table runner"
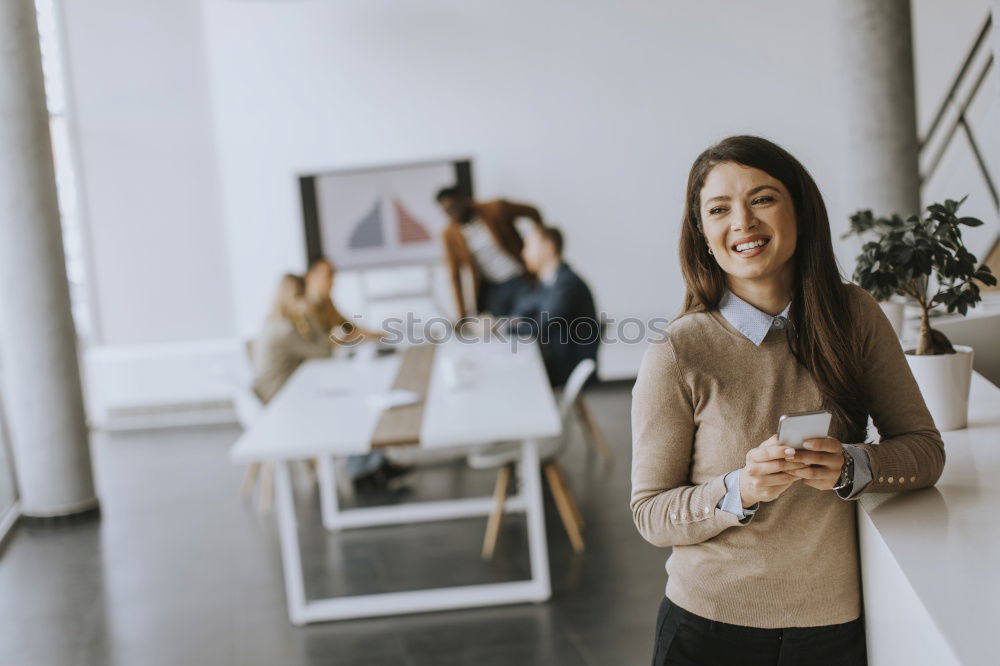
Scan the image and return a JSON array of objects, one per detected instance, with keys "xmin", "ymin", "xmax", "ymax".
[{"xmin": 370, "ymin": 345, "xmax": 437, "ymax": 449}]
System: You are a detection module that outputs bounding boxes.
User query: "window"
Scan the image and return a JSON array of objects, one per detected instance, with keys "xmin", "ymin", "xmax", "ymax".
[{"xmin": 34, "ymin": 0, "xmax": 92, "ymax": 342}]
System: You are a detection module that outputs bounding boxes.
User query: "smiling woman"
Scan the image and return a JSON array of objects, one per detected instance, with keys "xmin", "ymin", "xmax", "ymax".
[
  {"xmin": 680, "ymin": 136, "xmax": 865, "ymax": 431},
  {"xmin": 631, "ymin": 135, "xmax": 946, "ymax": 666},
  {"xmin": 700, "ymin": 166, "xmax": 797, "ymax": 294}
]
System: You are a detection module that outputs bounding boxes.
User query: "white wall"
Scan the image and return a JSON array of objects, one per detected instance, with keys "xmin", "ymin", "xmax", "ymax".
[
  {"xmin": 56, "ymin": 0, "xmax": 999, "ymax": 407},
  {"xmin": 59, "ymin": 0, "xmax": 234, "ymax": 346},
  {"xmin": 200, "ymin": 0, "xmax": 861, "ymax": 353}
]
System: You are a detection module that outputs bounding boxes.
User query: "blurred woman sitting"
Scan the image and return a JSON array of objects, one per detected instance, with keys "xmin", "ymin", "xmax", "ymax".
[
  {"xmin": 251, "ymin": 273, "xmax": 405, "ymax": 490},
  {"xmin": 252, "ymin": 273, "xmax": 332, "ymax": 404}
]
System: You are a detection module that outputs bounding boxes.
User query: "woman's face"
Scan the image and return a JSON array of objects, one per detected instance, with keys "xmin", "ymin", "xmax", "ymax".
[{"xmin": 699, "ymin": 162, "xmax": 797, "ymax": 286}]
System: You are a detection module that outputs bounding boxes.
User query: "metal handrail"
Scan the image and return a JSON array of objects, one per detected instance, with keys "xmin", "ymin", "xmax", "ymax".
[
  {"xmin": 919, "ymin": 14, "xmax": 993, "ymax": 152},
  {"xmin": 918, "ymin": 12, "xmax": 998, "ymax": 213},
  {"xmin": 921, "ymin": 54, "xmax": 998, "ymax": 208}
]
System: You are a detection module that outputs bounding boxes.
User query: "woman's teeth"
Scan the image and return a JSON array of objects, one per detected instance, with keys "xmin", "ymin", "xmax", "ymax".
[{"xmin": 735, "ymin": 239, "xmax": 769, "ymax": 253}]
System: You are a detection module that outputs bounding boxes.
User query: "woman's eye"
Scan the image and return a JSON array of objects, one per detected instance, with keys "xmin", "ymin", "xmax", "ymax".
[
  {"xmin": 751, "ymin": 196, "xmax": 774, "ymax": 205},
  {"xmin": 708, "ymin": 207, "xmax": 727, "ymax": 215}
]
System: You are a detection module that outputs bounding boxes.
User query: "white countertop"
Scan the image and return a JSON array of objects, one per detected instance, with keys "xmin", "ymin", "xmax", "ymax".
[{"xmin": 859, "ymin": 372, "xmax": 1000, "ymax": 665}]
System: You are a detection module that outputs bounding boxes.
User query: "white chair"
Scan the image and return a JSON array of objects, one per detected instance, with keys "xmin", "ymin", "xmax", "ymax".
[
  {"xmin": 225, "ymin": 341, "xmax": 277, "ymax": 511},
  {"xmin": 577, "ymin": 320, "xmax": 612, "ymax": 461},
  {"xmin": 575, "ymin": 394, "xmax": 612, "ymax": 461},
  {"xmin": 231, "ymin": 340, "xmax": 263, "ymax": 427},
  {"xmin": 468, "ymin": 358, "xmax": 596, "ymax": 558}
]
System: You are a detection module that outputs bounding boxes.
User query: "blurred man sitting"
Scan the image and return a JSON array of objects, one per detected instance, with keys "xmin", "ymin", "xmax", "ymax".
[{"xmin": 510, "ymin": 226, "xmax": 600, "ymax": 388}]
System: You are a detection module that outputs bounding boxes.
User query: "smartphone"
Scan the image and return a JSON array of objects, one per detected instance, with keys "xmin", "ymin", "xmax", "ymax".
[{"xmin": 777, "ymin": 410, "xmax": 832, "ymax": 450}]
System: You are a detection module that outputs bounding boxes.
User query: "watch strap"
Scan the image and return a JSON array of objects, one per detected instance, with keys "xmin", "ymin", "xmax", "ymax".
[{"xmin": 832, "ymin": 448, "xmax": 854, "ymax": 491}]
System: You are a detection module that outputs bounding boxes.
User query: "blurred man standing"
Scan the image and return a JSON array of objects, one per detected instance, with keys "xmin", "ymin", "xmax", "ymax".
[{"xmin": 435, "ymin": 186, "xmax": 544, "ymax": 319}]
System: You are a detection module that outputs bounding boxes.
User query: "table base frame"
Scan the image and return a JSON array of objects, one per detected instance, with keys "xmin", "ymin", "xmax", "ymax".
[{"xmin": 272, "ymin": 439, "xmax": 551, "ymax": 624}]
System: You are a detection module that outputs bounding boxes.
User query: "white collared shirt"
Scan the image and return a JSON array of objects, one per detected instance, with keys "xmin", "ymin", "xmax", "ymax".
[
  {"xmin": 460, "ymin": 218, "xmax": 523, "ymax": 283},
  {"xmin": 718, "ymin": 289, "xmax": 791, "ymax": 346}
]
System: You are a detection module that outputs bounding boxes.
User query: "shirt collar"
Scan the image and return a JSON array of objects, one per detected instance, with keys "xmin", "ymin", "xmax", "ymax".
[{"xmin": 718, "ymin": 290, "xmax": 792, "ymax": 346}]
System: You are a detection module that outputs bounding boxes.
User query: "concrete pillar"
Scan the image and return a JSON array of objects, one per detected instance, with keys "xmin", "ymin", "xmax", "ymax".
[
  {"xmin": 0, "ymin": 0, "xmax": 97, "ymax": 517},
  {"xmin": 838, "ymin": 0, "xmax": 922, "ymax": 218}
]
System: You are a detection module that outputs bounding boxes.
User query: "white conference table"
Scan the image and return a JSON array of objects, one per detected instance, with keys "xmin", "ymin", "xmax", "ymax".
[{"xmin": 230, "ymin": 337, "xmax": 561, "ymax": 625}]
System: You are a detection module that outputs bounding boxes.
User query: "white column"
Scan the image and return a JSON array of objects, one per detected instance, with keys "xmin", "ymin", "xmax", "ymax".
[
  {"xmin": 838, "ymin": 0, "xmax": 922, "ymax": 217},
  {"xmin": 0, "ymin": 0, "xmax": 96, "ymax": 517}
]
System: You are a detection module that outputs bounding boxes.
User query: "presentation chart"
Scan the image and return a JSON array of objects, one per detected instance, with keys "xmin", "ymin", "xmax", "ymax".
[
  {"xmin": 394, "ymin": 198, "xmax": 432, "ymax": 244},
  {"xmin": 349, "ymin": 199, "xmax": 386, "ymax": 249},
  {"xmin": 303, "ymin": 159, "xmax": 471, "ymax": 269}
]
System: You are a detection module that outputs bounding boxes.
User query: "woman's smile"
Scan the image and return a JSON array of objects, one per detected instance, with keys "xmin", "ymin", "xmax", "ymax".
[{"xmin": 731, "ymin": 235, "xmax": 772, "ymax": 257}]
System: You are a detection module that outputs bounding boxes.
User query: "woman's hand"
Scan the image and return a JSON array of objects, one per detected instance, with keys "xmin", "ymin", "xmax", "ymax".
[
  {"xmin": 783, "ymin": 437, "xmax": 846, "ymax": 490},
  {"xmin": 739, "ymin": 435, "xmax": 807, "ymax": 507}
]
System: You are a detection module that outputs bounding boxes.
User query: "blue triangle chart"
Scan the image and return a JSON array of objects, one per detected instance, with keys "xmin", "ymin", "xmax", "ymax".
[{"xmin": 348, "ymin": 198, "xmax": 385, "ymax": 249}]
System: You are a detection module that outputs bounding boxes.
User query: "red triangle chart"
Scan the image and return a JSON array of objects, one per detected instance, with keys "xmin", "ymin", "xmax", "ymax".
[{"xmin": 394, "ymin": 198, "xmax": 432, "ymax": 244}]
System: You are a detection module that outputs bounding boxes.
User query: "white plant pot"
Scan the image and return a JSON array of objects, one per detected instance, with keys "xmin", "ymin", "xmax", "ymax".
[
  {"xmin": 878, "ymin": 300, "xmax": 905, "ymax": 339},
  {"xmin": 904, "ymin": 345, "xmax": 974, "ymax": 431}
]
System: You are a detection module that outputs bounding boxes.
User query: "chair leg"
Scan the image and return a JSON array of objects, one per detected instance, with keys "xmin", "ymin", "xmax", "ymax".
[
  {"xmin": 543, "ymin": 462, "xmax": 585, "ymax": 553},
  {"xmin": 241, "ymin": 462, "xmax": 260, "ymax": 498},
  {"xmin": 576, "ymin": 398, "xmax": 613, "ymax": 461},
  {"xmin": 552, "ymin": 463, "xmax": 584, "ymax": 528},
  {"xmin": 259, "ymin": 463, "xmax": 274, "ymax": 512},
  {"xmin": 482, "ymin": 464, "xmax": 512, "ymax": 560}
]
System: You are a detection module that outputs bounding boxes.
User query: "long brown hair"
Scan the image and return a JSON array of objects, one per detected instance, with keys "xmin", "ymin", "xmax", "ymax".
[
  {"xmin": 269, "ymin": 273, "xmax": 312, "ymax": 338},
  {"xmin": 679, "ymin": 135, "xmax": 866, "ymax": 438}
]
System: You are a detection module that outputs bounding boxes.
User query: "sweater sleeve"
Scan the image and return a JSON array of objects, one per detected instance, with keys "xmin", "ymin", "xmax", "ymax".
[
  {"xmin": 501, "ymin": 200, "xmax": 544, "ymax": 226},
  {"xmin": 442, "ymin": 226, "xmax": 467, "ymax": 320},
  {"xmin": 630, "ymin": 337, "xmax": 747, "ymax": 548},
  {"xmin": 850, "ymin": 288, "xmax": 946, "ymax": 493},
  {"xmin": 283, "ymin": 321, "xmax": 334, "ymax": 360}
]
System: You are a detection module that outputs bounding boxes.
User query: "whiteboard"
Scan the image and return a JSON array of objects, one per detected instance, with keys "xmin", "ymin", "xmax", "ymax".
[{"xmin": 301, "ymin": 159, "xmax": 472, "ymax": 270}]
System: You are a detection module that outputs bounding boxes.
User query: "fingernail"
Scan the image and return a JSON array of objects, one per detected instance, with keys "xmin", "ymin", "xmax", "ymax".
[
  {"xmin": 804, "ymin": 441, "xmax": 815, "ymax": 449},
  {"xmin": 784, "ymin": 448, "xmax": 795, "ymax": 456}
]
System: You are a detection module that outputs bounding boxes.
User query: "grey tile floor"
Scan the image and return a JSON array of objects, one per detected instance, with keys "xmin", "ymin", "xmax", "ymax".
[{"xmin": 0, "ymin": 383, "xmax": 670, "ymax": 665}]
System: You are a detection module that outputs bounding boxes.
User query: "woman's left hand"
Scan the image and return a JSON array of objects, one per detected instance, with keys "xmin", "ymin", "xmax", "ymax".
[{"xmin": 782, "ymin": 437, "xmax": 845, "ymax": 490}]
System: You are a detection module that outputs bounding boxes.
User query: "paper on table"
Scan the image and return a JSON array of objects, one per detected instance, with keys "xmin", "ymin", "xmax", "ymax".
[{"xmin": 366, "ymin": 389, "xmax": 421, "ymax": 411}]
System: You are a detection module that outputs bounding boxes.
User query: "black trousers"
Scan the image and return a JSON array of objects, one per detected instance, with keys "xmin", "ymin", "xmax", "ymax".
[
  {"xmin": 478, "ymin": 275, "xmax": 529, "ymax": 317},
  {"xmin": 651, "ymin": 596, "xmax": 867, "ymax": 666}
]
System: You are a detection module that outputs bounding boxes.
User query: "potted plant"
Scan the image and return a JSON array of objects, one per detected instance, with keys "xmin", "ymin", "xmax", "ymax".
[{"xmin": 844, "ymin": 196, "xmax": 997, "ymax": 430}]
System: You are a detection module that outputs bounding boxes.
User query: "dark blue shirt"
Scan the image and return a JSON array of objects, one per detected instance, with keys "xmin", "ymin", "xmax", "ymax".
[{"xmin": 510, "ymin": 262, "xmax": 600, "ymax": 387}]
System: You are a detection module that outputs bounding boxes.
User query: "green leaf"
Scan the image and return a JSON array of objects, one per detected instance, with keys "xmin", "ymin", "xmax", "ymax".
[
  {"xmin": 848, "ymin": 198, "xmax": 987, "ymax": 305},
  {"xmin": 974, "ymin": 269, "xmax": 998, "ymax": 287}
]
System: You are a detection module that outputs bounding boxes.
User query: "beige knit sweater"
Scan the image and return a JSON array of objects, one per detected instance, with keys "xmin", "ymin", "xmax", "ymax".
[{"xmin": 630, "ymin": 283, "xmax": 944, "ymax": 628}]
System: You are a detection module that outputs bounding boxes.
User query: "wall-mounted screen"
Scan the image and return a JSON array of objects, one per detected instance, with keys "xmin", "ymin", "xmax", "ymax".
[{"xmin": 300, "ymin": 158, "xmax": 473, "ymax": 269}]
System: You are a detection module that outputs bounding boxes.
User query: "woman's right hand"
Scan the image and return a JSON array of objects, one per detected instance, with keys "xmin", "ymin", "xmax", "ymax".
[{"xmin": 739, "ymin": 435, "xmax": 806, "ymax": 508}]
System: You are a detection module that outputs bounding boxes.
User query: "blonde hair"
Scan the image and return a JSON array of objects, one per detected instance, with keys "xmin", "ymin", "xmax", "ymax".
[{"xmin": 268, "ymin": 273, "xmax": 312, "ymax": 337}]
